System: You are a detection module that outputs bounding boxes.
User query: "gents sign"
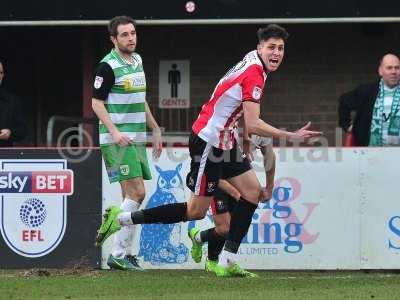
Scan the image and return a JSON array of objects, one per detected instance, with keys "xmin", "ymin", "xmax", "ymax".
[{"xmin": 159, "ymin": 60, "xmax": 190, "ymax": 109}]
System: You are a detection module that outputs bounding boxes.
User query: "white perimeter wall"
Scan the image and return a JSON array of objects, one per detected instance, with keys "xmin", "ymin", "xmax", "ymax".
[{"xmin": 102, "ymin": 147, "xmax": 400, "ymax": 269}]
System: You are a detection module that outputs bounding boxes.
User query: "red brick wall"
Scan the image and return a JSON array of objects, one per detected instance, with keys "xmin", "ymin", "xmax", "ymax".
[
  {"xmin": 135, "ymin": 23, "xmax": 400, "ymax": 144},
  {"xmin": 3, "ymin": 23, "xmax": 398, "ymax": 145}
]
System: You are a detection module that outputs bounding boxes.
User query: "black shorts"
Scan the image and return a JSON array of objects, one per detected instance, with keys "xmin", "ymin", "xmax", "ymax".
[
  {"xmin": 210, "ymin": 187, "xmax": 237, "ymax": 215},
  {"xmin": 186, "ymin": 132, "xmax": 252, "ymax": 196}
]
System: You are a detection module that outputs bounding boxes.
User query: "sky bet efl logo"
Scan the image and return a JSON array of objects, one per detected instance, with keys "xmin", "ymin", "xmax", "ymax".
[{"xmin": 0, "ymin": 159, "xmax": 73, "ymax": 258}]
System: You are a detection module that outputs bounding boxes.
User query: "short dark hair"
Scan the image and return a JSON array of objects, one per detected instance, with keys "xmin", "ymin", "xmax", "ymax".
[
  {"xmin": 108, "ymin": 15, "xmax": 136, "ymax": 37},
  {"xmin": 257, "ymin": 24, "xmax": 289, "ymax": 43}
]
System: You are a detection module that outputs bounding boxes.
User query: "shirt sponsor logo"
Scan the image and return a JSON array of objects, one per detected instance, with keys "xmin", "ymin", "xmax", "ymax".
[
  {"xmin": 132, "ymin": 77, "xmax": 145, "ymax": 87},
  {"xmin": 123, "ymin": 79, "xmax": 134, "ymax": 91}
]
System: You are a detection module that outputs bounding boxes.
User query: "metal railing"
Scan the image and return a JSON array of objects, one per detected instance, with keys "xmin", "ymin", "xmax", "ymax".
[
  {"xmin": 152, "ymin": 105, "xmax": 201, "ymax": 133},
  {"xmin": 46, "ymin": 107, "xmax": 200, "ymax": 147},
  {"xmin": 46, "ymin": 115, "xmax": 97, "ymax": 147}
]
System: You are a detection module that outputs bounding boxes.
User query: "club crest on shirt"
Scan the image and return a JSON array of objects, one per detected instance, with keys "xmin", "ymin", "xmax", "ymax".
[
  {"xmin": 216, "ymin": 200, "xmax": 224, "ymax": 210},
  {"xmin": 252, "ymin": 86, "xmax": 262, "ymax": 100},
  {"xmin": 94, "ymin": 76, "xmax": 103, "ymax": 89},
  {"xmin": 207, "ymin": 182, "xmax": 216, "ymax": 193},
  {"xmin": 120, "ymin": 165, "xmax": 130, "ymax": 176},
  {"xmin": 188, "ymin": 176, "xmax": 194, "ymax": 187}
]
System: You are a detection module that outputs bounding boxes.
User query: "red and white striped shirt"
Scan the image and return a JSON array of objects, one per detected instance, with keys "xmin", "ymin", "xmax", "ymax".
[{"xmin": 192, "ymin": 50, "xmax": 267, "ymax": 150}]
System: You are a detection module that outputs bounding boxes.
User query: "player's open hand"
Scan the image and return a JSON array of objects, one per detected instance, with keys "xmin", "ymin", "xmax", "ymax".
[
  {"xmin": 259, "ymin": 186, "xmax": 273, "ymax": 203},
  {"xmin": 290, "ymin": 121, "xmax": 323, "ymax": 142},
  {"xmin": 242, "ymin": 139, "xmax": 254, "ymax": 161},
  {"xmin": 152, "ymin": 128, "xmax": 162, "ymax": 159},
  {"xmin": 111, "ymin": 131, "xmax": 133, "ymax": 147}
]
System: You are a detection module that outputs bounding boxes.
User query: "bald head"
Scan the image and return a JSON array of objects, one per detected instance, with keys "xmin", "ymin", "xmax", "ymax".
[{"xmin": 379, "ymin": 53, "xmax": 400, "ymax": 88}]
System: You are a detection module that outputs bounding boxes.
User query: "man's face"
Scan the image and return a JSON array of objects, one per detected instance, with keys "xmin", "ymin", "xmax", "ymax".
[
  {"xmin": 379, "ymin": 55, "xmax": 400, "ymax": 88},
  {"xmin": 0, "ymin": 63, "xmax": 4, "ymax": 84},
  {"xmin": 257, "ymin": 37, "xmax": 285, "ymax": 72},
  {"xmin": 111, "ymin": 23, "xmax": 137, "ymax": 55}
]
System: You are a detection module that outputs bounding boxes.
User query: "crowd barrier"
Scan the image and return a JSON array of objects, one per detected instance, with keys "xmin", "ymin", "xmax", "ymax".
[
  {"xmin": 102, "ymin": 147, "xmax": 400, "ymax": 269},
  {"xmin": 1, "ymin": 147, "xmax": 399, "ymax": 270}
]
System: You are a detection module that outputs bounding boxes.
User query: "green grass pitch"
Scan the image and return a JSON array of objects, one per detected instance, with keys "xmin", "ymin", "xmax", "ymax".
[{"xmin": 1, "ymin": 269, "xmax": 400, "ymax": 300}]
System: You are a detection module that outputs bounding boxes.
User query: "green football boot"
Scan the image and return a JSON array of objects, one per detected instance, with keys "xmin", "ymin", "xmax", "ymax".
[
  {"xmin": 188, "ymin": 227, "xmax": 203, "ymax": 263},
  {"xmin": 125, "ymin": 255, "xmax": 144, "ymax": 271},
  {"xmin": 107, "ymin": 254, "xmax": 137, "ymax": 271},
  {"xmin": 214, "ymin": 263, "xmax": 259, "ymax": 278},
  {"xmin": 205, "ymin": 259, "xmax": 218, "ymax": 273},
  {"xmin": 95, "ymin": 206, "xmax": 122, "ymax": 247}
]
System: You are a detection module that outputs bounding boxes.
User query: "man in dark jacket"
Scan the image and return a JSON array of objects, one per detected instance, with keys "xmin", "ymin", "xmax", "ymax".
[
  {"xmin": 0, "ymin": 61, "xmax": 27, "ymax": 147},
  {"xmin": 339, "ymin": 53, "xmax": 400, "ymax": 146}
]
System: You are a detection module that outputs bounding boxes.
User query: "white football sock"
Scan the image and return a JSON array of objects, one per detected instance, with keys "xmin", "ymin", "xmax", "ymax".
[
  {"xmin": 112, "ymin": 198, "xmax": 140, "ymax": 258},
  {"xmin": 122, "ymin": 199, "xmax": 140, "ymax": 256},
  {"xmin": 218, "ymin": 249, "xmax": 237, "ymax": 268},
  {"xmin": 117, "ymin": 212, "xmax": 134, "ymax": 226}
]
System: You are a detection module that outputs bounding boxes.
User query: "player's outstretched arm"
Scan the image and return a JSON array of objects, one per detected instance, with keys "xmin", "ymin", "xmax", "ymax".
[{"xmin": 242, "ymin": 101, "xmax": 322, "ymax": 142}]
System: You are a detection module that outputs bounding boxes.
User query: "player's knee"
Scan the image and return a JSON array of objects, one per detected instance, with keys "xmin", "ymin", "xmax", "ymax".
[
  {"xmin": 186, "ymin": 206, "xmax": 207, "ymax": 220},
  {"xmin": 241, "ymin": 187, "xmax": 261, "ymax": 202},
  {"xmin": 125, "ymin": 189, "xmax": 145, "ymax": 203},
  {"xmin": 215, "ymin": 223, "xmax": 229, "ymax": 236},
  {"xmin": 192, "ymin": 210, "xmax": 207, "ymax": 220},
  {"xmin": 136, "ymin": 190, "xmax": 146, "ymax": 202}
]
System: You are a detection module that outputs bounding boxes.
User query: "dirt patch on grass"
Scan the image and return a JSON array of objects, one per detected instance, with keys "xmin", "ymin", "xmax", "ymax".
[
  {"xmin": 2, "ymin": 256, "xmax": 102, "ymax": 278},
  {"xmin": 19, "ymin": 267, "xmax": 102, "ymax": 277}
]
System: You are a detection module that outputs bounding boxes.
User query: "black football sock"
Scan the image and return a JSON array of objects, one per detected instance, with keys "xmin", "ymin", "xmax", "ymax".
[
  {"xmin": 207, "ymin": 228, "xmax": 226, "ymax": 261},
  {"xmin": 131, "ymin": 202, "xmax": 187, "ymax": 224},
  {"xmin": 200, "ymin": 228, "xmax": 215, "ymax": 243},
  {"xmin": 224, "ymin": 198, "xmax": 257, "ymax": 253}
]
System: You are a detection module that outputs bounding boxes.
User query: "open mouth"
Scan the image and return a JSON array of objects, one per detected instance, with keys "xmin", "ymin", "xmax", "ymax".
[{"xmin": 269, "ymin": 59, "xmax": 279, "ymax": 66}]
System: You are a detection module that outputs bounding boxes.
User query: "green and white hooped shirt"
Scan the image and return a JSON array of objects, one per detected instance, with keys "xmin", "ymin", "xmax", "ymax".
[{"xmin": 97, "ymin": 49, "xmax": 147, "ymax": 146}]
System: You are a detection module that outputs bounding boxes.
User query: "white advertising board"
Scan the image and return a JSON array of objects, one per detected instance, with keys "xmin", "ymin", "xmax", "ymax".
[
  {"xmin": 102, "ymin": 147, "xmax": 400, "ymax": 269},
  {"xmin": 359, "ymin": 148, "xmax": 400, "ymax": 268}
]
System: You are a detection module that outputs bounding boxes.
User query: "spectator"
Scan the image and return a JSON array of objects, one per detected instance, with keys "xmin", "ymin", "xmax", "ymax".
[
  {"xmin": 339, "ymin": 53, "xmax": 400, "ymax": 146},
  {"xmin": 0, "ymin": 60, "xmax": 27, "ymax": 147}
]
